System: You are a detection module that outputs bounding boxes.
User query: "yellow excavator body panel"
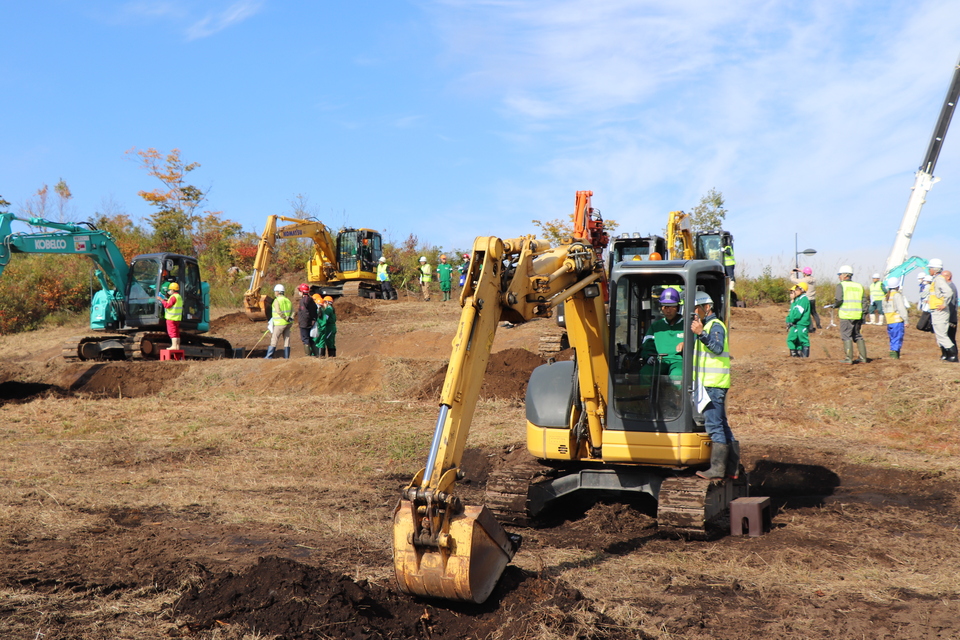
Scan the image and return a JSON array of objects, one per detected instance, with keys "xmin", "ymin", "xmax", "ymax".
[{"xmin": 527, "ymin": 423, "xmax": 712, "ymax": 465}]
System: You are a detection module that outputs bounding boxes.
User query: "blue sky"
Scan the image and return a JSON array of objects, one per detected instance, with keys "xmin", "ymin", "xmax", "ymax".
[{"xmin": 3, "ymin": 0, "xmax": 960, "ymax": 284}]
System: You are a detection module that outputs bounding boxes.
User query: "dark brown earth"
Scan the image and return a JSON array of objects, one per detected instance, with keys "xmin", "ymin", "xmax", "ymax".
[{"xmin": 2, "ymin": 296, "xmax": 960, "ymax": 639}]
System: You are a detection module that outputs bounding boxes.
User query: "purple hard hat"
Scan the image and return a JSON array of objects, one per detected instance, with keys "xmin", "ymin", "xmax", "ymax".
[{"xmin": 659, "ymin": 288, "xmax": 681, "ymax": 306}]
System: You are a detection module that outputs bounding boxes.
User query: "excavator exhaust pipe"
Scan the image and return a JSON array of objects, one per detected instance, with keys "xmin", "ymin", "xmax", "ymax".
[{"xmin": 393, "ymin": 497, "xmax": 519, "ymax": 603}]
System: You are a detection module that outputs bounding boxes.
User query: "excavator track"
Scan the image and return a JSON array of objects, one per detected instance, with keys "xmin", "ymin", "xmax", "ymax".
[
  {"xmin": 657, "ymin": 472, "xmax": 748, "ymax": 538},
  {"xmin": 62, "ymin": 335, "xmax": 129, "ymax": 362},
  {"xmin": 125, "ymin": 332, "xmax": 233, "ymax": 360},
  {"xmin": 484, "ymin": 454, "xmax": 550, "ymax": 527}
]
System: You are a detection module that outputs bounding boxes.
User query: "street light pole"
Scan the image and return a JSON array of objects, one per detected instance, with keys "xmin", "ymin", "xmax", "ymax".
[{"xmin": 795, "ymin": 233, "xmax": 817, "ymax": 270}]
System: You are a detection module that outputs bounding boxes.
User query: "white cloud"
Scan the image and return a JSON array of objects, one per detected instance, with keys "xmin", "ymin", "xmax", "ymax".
[{"xmin": 185, "ymin": 0, "xmax": 263, "ymax": 40}]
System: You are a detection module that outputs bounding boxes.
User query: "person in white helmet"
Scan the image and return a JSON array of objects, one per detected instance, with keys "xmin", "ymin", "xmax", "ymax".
[
  {"xmin": 881, "ymin": 277, "xmax": 908, "ymax": 359},
  {"xmin": 833, "ymin": 265, "xmax": 868, "ymax": 364},
  {"xmin": 927, "ymin": 258, "xmax": 957, "ymax": 362},
  {"xmin": 265, "ymin": 283, "xmax": 293, "ymax": 359},
  {"xmin": 866, "ymin": 273, "xmax": 886, "ymax": 325},
  {"xmin": 376, "ymin": 256, "xmax": 398, "ymax": 300},
  {"xmin": 418, "ymin": 256, "xmax": 432, "ymax": 302},
  {"xmin": 943, "ymin": 270, "xmax": 958, "ymax": 349}
]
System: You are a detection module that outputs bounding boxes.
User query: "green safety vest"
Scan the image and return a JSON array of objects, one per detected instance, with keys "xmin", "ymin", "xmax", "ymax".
[
  {"xmin": 420, "ymin": 264, "xmax": 432, "ymax": 282},
  {"xmin": 272, "ymin": 295, "xmax": 292, "ymax": 326},
  {"xmin": 164, "ymin": 292, "xmax": 183, "ymax": 321},
  {"xmin": 694, "ymin": 317, "xmax": 730, "ymax": 389},
  {"xmin": 869, "ymin": 280, "xmax": 885, "ymax": 302},
  {"xmin": 723, "ymin": 246, "xmax": 736, "ymax": 266},
  {"xmin": 377, "ymin": 263, "xmax": 389, "ymax": 281},
  {"xmin": 839, "ymin": 281, "xmax": 864, "ymax": 320}
]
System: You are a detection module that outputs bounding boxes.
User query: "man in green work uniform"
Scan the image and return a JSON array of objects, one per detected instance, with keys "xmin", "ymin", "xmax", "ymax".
[
  {"xmin": 833, "ymin": 265, "xmax": 868, "ymax": 364},
  {"xmin": 436, "ymin": 254, "xmax": 454, "ymax": 302},
  {"xmin": 786, "ymin": 282, "xmax": 811, "ymax": 357},
  {"xmin": 639, "ymin": 287, "xmax": 685, "ymax": 382}
]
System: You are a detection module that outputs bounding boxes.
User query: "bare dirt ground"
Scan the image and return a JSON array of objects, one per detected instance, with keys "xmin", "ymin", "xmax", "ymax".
[{"xmin": 2, "ymin": 296, "xmax": 960, "ymax": 639}]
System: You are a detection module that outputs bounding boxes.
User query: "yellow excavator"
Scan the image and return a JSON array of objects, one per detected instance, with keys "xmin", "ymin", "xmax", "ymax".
[
  {"xmin": 242, "ymin": 215, "xmax": 383, "ymax": 320},
  {"xmin": 666, "ymin": 210, "xmax": 695, "ymax": 259},
  {"xmin": 393, "ymin": 232, "xmax": 746, "ymax": 604}
]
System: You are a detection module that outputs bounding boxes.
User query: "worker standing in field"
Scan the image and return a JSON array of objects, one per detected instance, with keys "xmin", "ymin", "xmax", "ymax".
[
  {"xmin": 459, "ymin": 253, "xmax": 470, "ymax": 288},
  {"xmin": 882, "ymin": 277, "xmax": 908, "ymax": 359},
  {"xmin": 786, "ymin": 282, "xmax": 811, "ymax": 357},
  {"xmin": 296, "ymin": 283, "xmax": 318, "ymax": 356},
  {"xmin": 943, "ymin": 270, "xmax": 958, "ymax": 350},
  {"xmin": 312, "ymin": 295, "xmax": 337, "ymax": 357},
  {"xmin": 157, "ymin": 281, "xmax": 182, "ymax": 352},
  {"xmin": 691, "ymin": 291, "xmax": 739, "ymax": 481},
  {"xmin": 418, "ymin": 256, "xmax": 432, "ymax": 301},
  {"xmin": 834, "ymin": 265, "xmax": 869, "ymax": 364},
  {"xmin": 790, "ymin": 266, "xmax": 821, "ymax": 331},
  {"xmin": 866, "ymin": 273, "xmax": 886, "ymax": 325},
  {"xmin": 377, "ymin": 256, "xmax": 398, "ymax": 300},
  {"xmin": 927, "ymin": 259, "xmax": 957, "ymax": 362},
  {"xmin": 437, "ymin": 254, "xmax": 454, "ymax": 302},
  {"xmin": 722, "ymin": 243, "xmax": 736, "ymax": 281},
  {"xmin": 265, "ymin": 283, "xmax": 292, "ymax": 359}
]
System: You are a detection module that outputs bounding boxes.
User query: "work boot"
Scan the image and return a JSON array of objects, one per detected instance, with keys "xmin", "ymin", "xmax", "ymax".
[
  {"xmin": 283, "ymin": 347, "xmax": 291, "ymax": 359},
  {"xmin": 947, "ymin": 346, "xmax": 959, "ymax": 363},
  {"xmin": 328, "ymin": 348, "xmax": 337, "ymax": 358},
  {"xmin": 304, "ymin": 344, "xmax": 313, "ymax": 356},
  {"xmin": 857, "ymin": 340, "xmax": 869, "ymax": 363},
  {"xmin": 889, "ymin": 350, "xmax": 900, "ymax": 359},
  {"xmin": 801, "ymin": 346, "xmax": 810, "ymax": 358},
  {"xmin": 940, "ymin": 346, "xmax": 948, "ymax": 360},
  {"xmin": 264, "ymin": 346, "xmax": 275, "ymax": 359},
  {"xmin": 726, "ymin": 441, "xmax": 741, "ymax": 480},
  {"xmin": 840, "ymin": 340, "xmax": 854, "ymax": 364},
  {"xmin": 789, "ymin": 349, "xmax": 798, "ymax": 357},
  {"xmin": 696, "ymin": 443, "xmax": 729, "ymax": 480}
]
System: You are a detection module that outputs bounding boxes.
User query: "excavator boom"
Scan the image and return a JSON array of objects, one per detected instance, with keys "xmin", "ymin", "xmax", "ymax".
[{"xmin": 393, "ymin": 235, "xmax": 605, "ymax": 603}]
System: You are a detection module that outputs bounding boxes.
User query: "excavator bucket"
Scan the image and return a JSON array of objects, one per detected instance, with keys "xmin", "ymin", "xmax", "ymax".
[
  {"xmin": 243, "ymin": 294, "xmax": 273, "ymax": 322},
  {"xmin": 393, "ymin": 499, "xmax": 518, "ymax": 603}
]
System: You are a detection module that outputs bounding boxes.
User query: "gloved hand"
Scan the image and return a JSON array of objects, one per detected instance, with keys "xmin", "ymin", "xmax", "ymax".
[
  {"xmin": 823, "ymin": 304, "xmax": 834, "ymax": 309},
  {"xmin": 646, "ymin": 356, "xmax": 656, "ymax": 365}
]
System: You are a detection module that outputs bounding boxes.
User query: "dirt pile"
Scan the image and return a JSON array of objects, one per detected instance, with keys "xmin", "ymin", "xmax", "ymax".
[
  {"xmin": 176, "ymin": 555, "xmax": 627, "ymax": 640},
  {"xmin": 416, "ymin": 347, "xmax": 546, "ymax": 401}
]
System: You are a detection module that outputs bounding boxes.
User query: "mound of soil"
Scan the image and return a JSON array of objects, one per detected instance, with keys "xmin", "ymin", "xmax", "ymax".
[
  {"xmin": 416, "ymin": 348, "xmax": 546, "ymax": 401},
  {"xmin": 58, "ymin": 362, "xmax": 185, "ymax": 398},
  {"xmin": 332, "ymin": 299, "xmax": 374, "ymax": 321},
  {"xmin": 175, "ymin": 555, "xmax": 626, "ymax": 640},
  {"xmin": 209, "ymin": 312, "xmax": 255, "ymax": 333}
]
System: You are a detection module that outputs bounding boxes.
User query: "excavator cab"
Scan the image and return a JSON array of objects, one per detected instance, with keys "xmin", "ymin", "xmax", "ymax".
[
  {"xmin": 122, "ymin": 254, "xmax": 208, "ymax": 332},
  {"xmin": 694, "ymin": 230, "xmax": 733, "ymax": 264},
  {"xmin": 336, "ymin": 228, "xmax": 382, "ymax": 278}
]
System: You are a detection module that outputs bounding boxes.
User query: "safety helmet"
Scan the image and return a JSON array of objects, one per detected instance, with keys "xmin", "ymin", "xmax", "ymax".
[
  {"xmin": 298, "ymin": 283, "xmax": 310, "ymax": 293},
  {"xmin": 871, "ymin": 273, "xmax": 881, "ymax": 279},
  {"xmin": 323, "ymin": 296, "xmax": 333, "ymax": 303},
  {"xmin": 928, "ymin": 258, "xmax": 943, "ymax": 270},
  {"xmin": 792, "ymin": 282, "xmax": 808, "ymax": 292},
  {"xmin": 167, "ymin": 282, "xmax": 180, "ymax": 291},
  {"xmin": 659, "ymin": 288, "xmax": 681, "ymax": 306},
  {"xmin": 419, "ymin": 256, "xmax": 427, "ymax": 263},
  {"xmin": 802, "ymin": 267, "xmax": 812, "ymax": 275},
  {"xmin": 695, "ymin": 291, "xmax": 713, "ymax": 307},
  {"xmin": 440, "ymin": 254, "xmax": 447, "ymax": 260},
  {"xmin": 462, "ymin": 253, "xmax": 470, "ymax": 260},
  {"xmin": 917, "ymin": 272, "xmax": 926, "ymax": 280},
  {"xmin": 649, "ymin": 252, "xmax": 662, "ymax": 261},
  {"xmin": 923, "ymin": 274, "xmax": 933, "ymax": 283},
  {"xmin": 379, "ymin": 256, "xmax": 386, "ymax": 263},
  {"xmin": 885, "ymin": 277, "xmax": 900, "ymax": 289},
  {"xmin": 312, "ymin": 294, "xmax": 323, "ymax": 303},
  {"xmin": 274, "ymin": 284, "xmax": 285, "ymax": 294},
  {"xmin": 837, "ymin": 265, "xmax": 853, "ymax": 275}
]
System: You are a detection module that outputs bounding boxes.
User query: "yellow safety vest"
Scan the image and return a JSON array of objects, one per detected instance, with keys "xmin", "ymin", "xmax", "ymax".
[
  {"xmin": 377, "ymin": 263, "xmax": 389, "ymax": 282},
  {"xmin": 694, "ymin": 317, "xmax": 730, "ymax": 389},
  {"xmin": 164, "ymin": 293, "xmax": 183, "ymax": 321},
  {"xmin": 420, "ymin": 264, "xmax": 432, "ymax": 282},
  {"xmin": 272, "ymin": 295, "xmax": 292, "ymax": 326},
  {"xmin": 723, "ymin": 246, "xmax": 736, "ymax": 266},
  {"xmin": 838, "ymin": 281, "xmax": 864, "ymax": 320},
  {"xmin": 869, "ymin": 281, "xmax": 884, "ymax": 302}
]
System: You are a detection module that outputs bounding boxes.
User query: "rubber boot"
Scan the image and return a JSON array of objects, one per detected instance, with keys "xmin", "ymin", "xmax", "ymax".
[
  {"xmin": 264, "ymin": 346, "xmax": 275, "ymax": 359},
  {"xmin": 940, "ymin": 346, "xmax": 948, "ymax": 361},
  {"xmin": 304, "ymin": 344, "xmax": 313, "ymax": 356},
  {"xmin": 789, "ymin": 349, "xmax": 798, "ymax": 357},
  {"xmin": 947, "ymin": 346, "xmax": 959, "ymax": 363},
  {"xmin": 328, "ymin": 348, "xmax": 337, "ymax": 358},
  {"xmin": 857, "ymin": 340, "xmax": 868, "ymax": 364},
  {"xmin": 840, "ymin": 340, "xmax": 854, "ymax": 364},
  {"xmin": 889, "ymin": 350, "xmax": 899, "ymax": 359},
  {"xmin": 696, "ymin": 443, "xmax": 729, "ymax": 480},
  {"xmin": 283, "ymin": 347, "xmax": 291, "ymax": 359},
  {"xmin": 726, "ymin": 441, "xmax": 741, "ymax": 480},
  {"xmin": 801, "ymin": 346, "xmax": 810, "ymax": 358}
]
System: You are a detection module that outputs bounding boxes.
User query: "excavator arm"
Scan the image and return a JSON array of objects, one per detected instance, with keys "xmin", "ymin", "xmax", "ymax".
[
  {"xmin": 242, "ymin": 215, "xmax": 341, "ymax": 320},
  {"xmin": 393, "ymin": 235, "xmax": 605, "ymax": 603},
  {"xmin": 666, "ymin": 210, "xmax": 695, "ymax": 260},
  {"xmin": 0, "ymin": 213, "xmax": 130, "ymax": 294}
]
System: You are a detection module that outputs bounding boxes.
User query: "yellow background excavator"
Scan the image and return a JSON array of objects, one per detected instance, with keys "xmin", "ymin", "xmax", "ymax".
[
  {"xmin": 242, "ymin": 215, "xmax": 383, "ymax": 320},
  {"xmin": 393, "ymin": 227, "xmax": 745, "ymax": 604}
]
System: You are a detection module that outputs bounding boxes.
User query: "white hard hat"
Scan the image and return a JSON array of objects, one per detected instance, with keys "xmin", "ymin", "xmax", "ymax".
[
  {"xmin": 837, "ymin": 265, "xmax": 853, "ymax": 275},
  {"xmin": 917, "ymin": 272, "xmax": 926, "ymax": 280},
  {"xmin": 872, "ymin": 273, "xmax": 881, "ymax": 279},
  {"xmin": 923, "ymin": 274, "xmax": 933, "ymax": 283},
  {"xmin": 378, "ymin": 256, "xmax": 386, "ymax": 262},
  {"xmin": 885, "ymin": 277, "xmax": 900, "ymax": 289},
  {"xmin": 694, "ymin": 291, "xmax": 713, "ymax": 306},
  {"xmin": 928, "ymin": 258, "xmax": 943, "ymax": 270},
  {"xmin": 419, "ymin": 256, "xmax": 427, "ymax": 262},
  {"xmin": 274, "ymin": 284, "xmax": 285, "ymax": 293}
]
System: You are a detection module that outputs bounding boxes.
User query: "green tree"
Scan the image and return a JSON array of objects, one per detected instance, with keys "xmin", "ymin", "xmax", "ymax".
[
  {"xmin": 531, "ymin": 212, "xmax": 619, "ymax": 245},
  {"xmin": 689, "ymin": 188, "xmax": 727, "ymax": 232},
  {"xmin": 127, "ymin": 147, "xmax": 208, "ymax": 255}
]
